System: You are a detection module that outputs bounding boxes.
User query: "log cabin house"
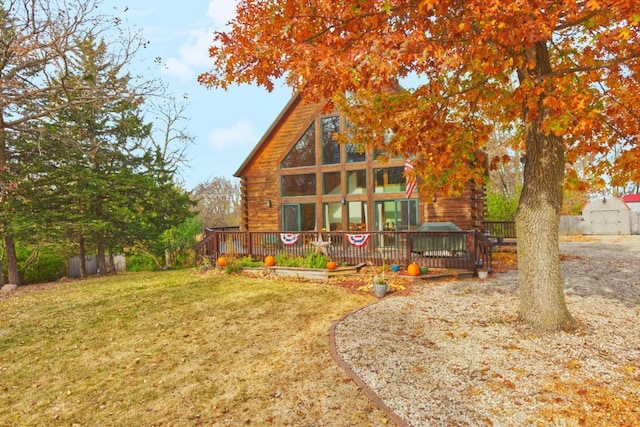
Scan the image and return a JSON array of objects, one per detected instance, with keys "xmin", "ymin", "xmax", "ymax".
[
  {"xmin": 234, "ymin": 92, "xmax": 486, "ymax": 234},
  {"xmin": 195, "ymin": 92, "xmax": 493, "ymax": 271}
]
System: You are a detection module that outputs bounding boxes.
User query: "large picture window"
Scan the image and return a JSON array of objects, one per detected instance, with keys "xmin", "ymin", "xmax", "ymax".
[
  {"xmin": 323, "ymin": 172, "xmax": 341, "ymax": 195},
  {"xmin": 374, "ymin": 167, "xmax": 405, "ymax": 193},
  {"xmin": 321, "ymin": 116, "xmax": 340, "ymax": 165},
  {"xmin": 281, "ymin": 123, "xmax": 316, "ymax": 168},
  {"xmin": 323, "ymin": 202, "xmax": 343, "ymax": 231},
  {"xmin": 347, "ymin": 201, "xmax": 367, "ymax": 232},
  {"xmin": 347, "ymin": 170, "xmax": 366, "ymax": 194},
  {"xmin": 346, "ymin": 142, "xmax": 366, "ymax": 163},
  {"xmin": 283, "ymin": 203, "xmax": 316, "ymax": 231},
  {"xmin": 281, "ymin": 174, "xmax": 316, "ymax": 197}
]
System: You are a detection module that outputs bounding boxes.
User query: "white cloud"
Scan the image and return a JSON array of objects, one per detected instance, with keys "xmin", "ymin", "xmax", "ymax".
[
  {"xmin": 161, "ymin": 0, "xmax": 237, "ymax": 82},
  {"xmin": 161, "ymin": 28, "xmax": 213, "ymax": 82},
  {"xmin": 208, "ymin": 120, "xmax": 256, "ymax": 150},
  {"xmin": 162, "ymin": 57, "xmax": 193, "ymax": 82},
  {"xmin": 178, "ymin": 28, "xmax": 214, "ymax": 68},
  {"xmin": 206, "ymin": 0, "xmax": 238, "ymax": 29}
]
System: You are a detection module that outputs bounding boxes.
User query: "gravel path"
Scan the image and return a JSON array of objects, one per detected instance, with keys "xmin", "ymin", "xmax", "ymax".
[
  {"xmin": 489, "ymin": 235, "xmax": 640, "ymax": 305},
  {"xmin": 333, "ymin": 235, "xmax": 640, "ymax": 426}
]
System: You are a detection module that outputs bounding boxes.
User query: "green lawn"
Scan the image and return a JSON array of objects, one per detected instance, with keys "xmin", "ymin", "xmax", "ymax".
[{"xmin": 0, "ymin": 270, "xmax": 388, "ymax": 426}]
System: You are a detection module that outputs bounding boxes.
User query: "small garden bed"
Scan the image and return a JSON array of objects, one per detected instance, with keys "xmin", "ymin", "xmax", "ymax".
[
  {"xmin": 206, "ymin": 254, "xmax": 475, "ymax": 298},
  {"xmin": 212, "ymin": 253, "xmax": 364, "ymax": 279},
  {"xmin": 268, "ymin": 263, "xmax": 365, "ymax": 280}
]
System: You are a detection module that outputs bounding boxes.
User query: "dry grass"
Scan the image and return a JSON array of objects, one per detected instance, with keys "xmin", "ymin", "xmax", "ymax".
[{"xmin": 0, "ymin": 270, "xmax": 391, "ymax": 426}]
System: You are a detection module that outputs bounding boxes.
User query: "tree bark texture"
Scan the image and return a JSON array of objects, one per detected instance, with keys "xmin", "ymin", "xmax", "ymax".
[
  {"xmin": 96, "ymin": 232, "xmax": 106, "ymax": 275},
  {"xmin": 0, "ymin": 119, "xmax": 20, "ymax": 286},
  {"xmin": 108, "ymin": 249, "xmax": 116, "ymax": 274},
  {"xmin": 5, "ymin": 234, "xmax": 20, "ymax": 285},
  {"xmin": 79, "ymin": 235, "xmax": 87, "ymax": 279},
  {"xmin": 515, "ymin": 41, "xmax": 575, "ymax": 331}
]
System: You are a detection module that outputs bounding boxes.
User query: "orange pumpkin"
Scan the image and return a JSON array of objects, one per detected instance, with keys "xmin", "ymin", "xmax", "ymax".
[
  {"xmin": 217, "ymin": 256, "xmax": 227, "ymax": 267},
  {"xmin": 326, "ymin": 260, "xmax": 337, "ymax": 270},
  {"xmin": 407, "ymin": 263, "xmax": 421, "ymax": 276},
  {"xmin": 264, "ymin": 255, "xmax": 276, "ymax": 267}
]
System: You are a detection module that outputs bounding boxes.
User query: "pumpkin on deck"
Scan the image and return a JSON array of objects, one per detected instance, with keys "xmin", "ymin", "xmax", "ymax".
[
  {"xmin": 407, "ymin": 263, "xmax": 421, "ymax": 276},
  {"xmin": 217, "ymin": 256, "xmax": 227, "ymax": 267},
  {"xmin": 264, "ymin": 255, "xmax": 276, "ymax": 267},
  {"xmin": 326, "ymin": 260, "xmax": 337, "ymax": 270}
]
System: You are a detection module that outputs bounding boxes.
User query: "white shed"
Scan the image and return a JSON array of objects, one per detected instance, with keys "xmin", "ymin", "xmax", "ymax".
[
  {"xmin": 582, "ymin": 197, "xmax": 631, "ymax": 235},
  {"xmin": 621, "ymin": 194, "xmax": 640, "ymax": 212}
]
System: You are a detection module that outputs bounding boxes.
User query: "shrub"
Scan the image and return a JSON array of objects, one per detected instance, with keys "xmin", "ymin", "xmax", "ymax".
[
  {"xmin": 17, "ymin": 246, "xmax": 67, "ymax": 285},
  {"xmin": 304, "ymin": 252, "xmax": 329, "ymax": 269},
  {"xmin": 224, "ymin": 263, "xmax": 243, "ymax": 274},
  {"xmin": 274, "ymin": 252, "xmax": 305, "ymax": 267},
  {"xmin": 273, "ymin": 252, "xmax": 329, "ymax": 268},
  {"xmin": 237, "ymin": 256, "xmax": 262, "ymax": 267},
  {"xmin": 126, "ymin": 252, "xmax": 158, "ymax": 272},
  {"xmin": 485, "ymin": 191, "xmax": 520, "ymax": 221}
]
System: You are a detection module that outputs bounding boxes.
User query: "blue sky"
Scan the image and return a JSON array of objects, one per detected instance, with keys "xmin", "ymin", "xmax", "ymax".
[{"xmin": 98, "ymin": 0, "xmax": 293, "ymax": 190}]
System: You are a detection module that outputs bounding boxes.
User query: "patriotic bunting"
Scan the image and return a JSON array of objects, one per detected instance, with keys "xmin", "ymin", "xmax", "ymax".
[
  {"xmin": 345, "ymin": 233, "xmax": 370, "ymax": 247},
  {"xmin": 279, "ymin": 233, "xmax": 300, "ymax": 246}
]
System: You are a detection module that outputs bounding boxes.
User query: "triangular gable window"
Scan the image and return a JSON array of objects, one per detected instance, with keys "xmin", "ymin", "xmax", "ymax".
[{"xmin": 281, "ymin": 123, "xmax": 316, "ymax": 168}]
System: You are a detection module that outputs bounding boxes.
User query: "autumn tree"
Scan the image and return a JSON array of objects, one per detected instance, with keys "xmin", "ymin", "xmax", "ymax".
[
  {"xmin": 191, "ymin": 176, "xmax": 241, "ymax": 228},
  {"xmin": 146, "ymin": 95, "xmax": 194, "ymax": 179},
  {"xmin": 200, "ymin": 0, "xmax": 639, "ymax": 330}
]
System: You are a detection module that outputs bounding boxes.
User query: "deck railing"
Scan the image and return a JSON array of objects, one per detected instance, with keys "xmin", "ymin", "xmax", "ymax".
[
  {"xmin": 195, "ymin": 229, "xmax": 493, "ymax": 272},
  {"xmin": 482, "ymin": 221, "xmax": 517, "ymax": 245}
]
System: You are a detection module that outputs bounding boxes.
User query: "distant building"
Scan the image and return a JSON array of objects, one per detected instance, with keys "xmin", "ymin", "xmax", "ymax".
[
  {"xmin": 621, "ymin": 194, "xmax": 640, "ymax": 212},
  {"xmin": 582, "ymin": 197, "xmax": 631, "ymax": 235}
]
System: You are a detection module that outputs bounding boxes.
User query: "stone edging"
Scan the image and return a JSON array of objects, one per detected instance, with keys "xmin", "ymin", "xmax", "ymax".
[{"xmin": 328, "ymin": 301, "xmax": 410, "ymax": 427}]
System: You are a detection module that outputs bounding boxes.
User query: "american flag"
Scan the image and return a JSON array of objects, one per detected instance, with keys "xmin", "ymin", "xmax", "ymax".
[{"xmin": 404, "ymin": 159, "xmax": 417, "ymax": 199}]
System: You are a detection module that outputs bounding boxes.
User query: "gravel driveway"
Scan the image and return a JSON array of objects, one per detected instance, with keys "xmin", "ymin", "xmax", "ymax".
[
  {"xmin": 333, "ymin": 235, "xmax": 640, "ymax": 426},
  {"xmin": 489, "ymin": 235, "xmax": 640, "ymax": 305}
]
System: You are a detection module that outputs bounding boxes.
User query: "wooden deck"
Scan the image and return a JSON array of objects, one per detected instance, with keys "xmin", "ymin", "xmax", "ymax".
[{"xmin": 195, "ymin": 229, "xmax": 495, "ymax": 273}]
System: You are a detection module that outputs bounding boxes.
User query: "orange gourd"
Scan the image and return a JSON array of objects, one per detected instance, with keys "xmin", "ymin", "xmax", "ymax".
[
  {"xmin": 217, "ymin": 256, "xmax": 227, "ymax": 267},
  {"xmin": 326, "ymin": 260, "xmax": 337, "ymax": 270},
  {"xmin": 407, "ymin": 263, "xmax": 421, "ymax": 276},
  {"xmin": 264, "ymin": 255, "xmax": 276, "ymax": 266}
]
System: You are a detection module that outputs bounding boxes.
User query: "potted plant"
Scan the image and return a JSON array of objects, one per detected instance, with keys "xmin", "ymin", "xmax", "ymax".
[
  {"xmin": 390, "ymin": 261, "xmax": 400, "ymax": 273},
  {"xmin": 372, "ymin": 272, "xmax": 388, "ymax": 298},
  {"xmin": 477, "ymin": 269, "xmax": 488, "ymax": 280}
]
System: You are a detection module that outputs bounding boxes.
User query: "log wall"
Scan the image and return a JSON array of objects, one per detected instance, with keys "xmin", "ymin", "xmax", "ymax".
[{"xmin": 239, "ymin": 97, "xmax": 323, "ymax": 231}]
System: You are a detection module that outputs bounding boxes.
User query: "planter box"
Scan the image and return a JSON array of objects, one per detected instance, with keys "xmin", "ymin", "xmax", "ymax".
[{"xmin": 268, "ymin": 263, "xmax": 365, "ymax": 280}]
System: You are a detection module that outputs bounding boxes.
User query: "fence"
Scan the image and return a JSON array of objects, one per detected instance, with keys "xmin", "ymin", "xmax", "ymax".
[
  {"xmin": 482, "ymin": 221, "xmax": 517, "ymax": 246},
  {"xmin": 68, "ymin": 255, "xmax": 126, "ymax": 278},
  {"xmin": 559, "ymin": 216, "xmax": 583, "ymax": 235},
  {"xmin": 195, "ymin": 229, "xmax": 493, "ymax": 272}
]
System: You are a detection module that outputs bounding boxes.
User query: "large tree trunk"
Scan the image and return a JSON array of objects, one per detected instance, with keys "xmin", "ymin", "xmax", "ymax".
[
  {"xmin": 108, "ymin": 248, "xmax": 116, "ymax": 274},
  {"xmin": 78, "ymin": 235, "xmax": 87, "ymax": 279},
  {"xmin": 515, "ymin": 41, "xmax": 575, "ymax": 331},
  {"xmin": 96, "ymin": 232, "xmax": 106, "ymax": 275},
  {"xmin": 0, "ymin": 254, "xmax": 4, "ymax": 286},
  {"xmin": 5, "ymin": 234, "xmax": 20, "ymax": 286},
  {"xmin": 0, "ymin": 121, "xmax": 19, "ymax": 286}
]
